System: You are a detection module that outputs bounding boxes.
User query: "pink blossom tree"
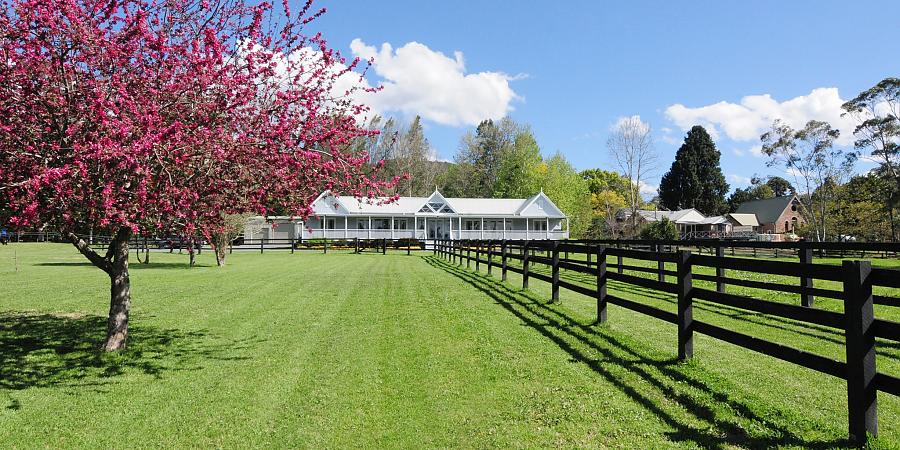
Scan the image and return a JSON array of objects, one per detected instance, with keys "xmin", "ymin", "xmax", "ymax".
[{"xmin": 0, "ymin": 0, "xmax": 395, "ymax": 351}]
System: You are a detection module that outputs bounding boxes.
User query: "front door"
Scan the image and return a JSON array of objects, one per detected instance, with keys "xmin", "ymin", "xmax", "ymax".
[{"xmin": 428, "ymin": 219, "xmax": 448, "ymax": 239}]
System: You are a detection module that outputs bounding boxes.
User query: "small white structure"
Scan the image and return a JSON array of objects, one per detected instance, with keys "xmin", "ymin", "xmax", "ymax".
[
  {"xmin": 245, "ymin": 189, "xmax": 569, "ymax": 241},
  {"xmin": 617, "ymin": 208, "xmax": 706, "ymax": 234},
  {"xmin": 618, "ymin": 208, "xmax": 763, "ymax": 239}
]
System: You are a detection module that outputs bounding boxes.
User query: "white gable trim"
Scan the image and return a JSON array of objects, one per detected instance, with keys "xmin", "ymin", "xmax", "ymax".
[
  {"xmin": 517, "ymin": 192, "xmax": 565, "ymax": 217},
  {"xmin": 311, "ymin": 190, "xmax": 351, "ymax": 215},
  {"xmin": 416, "ymin": 190, "xmax": 458, "ymax": 214}
]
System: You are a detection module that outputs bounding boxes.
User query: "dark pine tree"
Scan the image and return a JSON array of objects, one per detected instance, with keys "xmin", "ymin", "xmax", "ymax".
[{"xmin": 658, "ymin": 125, "xmax": 729, "ymax": 215}]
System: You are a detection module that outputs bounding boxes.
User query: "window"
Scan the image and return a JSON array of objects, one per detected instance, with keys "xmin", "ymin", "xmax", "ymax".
[
  {"xmin": 532, "ymin": 220, "xmax": 547, "ymax": 231},
  {"xmin": 465, "ymin": 220, "xmax": 481, "ymax": 231},
  {"xmin": 357, "ymin": 220, "xmax": 368, "ymax": 230},
  {"xmin": 395, "ymin": 218, "xmax": 408, "ymax": 230},
  {"xmin": 374, "ymin": 218, "xmax": 390, "ymax": 230},
  {"xmin": 419, "ymin": 198, "xmax": 454, "ymax": 213},
  {"xmin": 417, "ymin": 220, "xmax": 425, "ymax": 230},
  {"xmin": 325, "ymin": 218, "xmax": 336, "ymax": 230}
]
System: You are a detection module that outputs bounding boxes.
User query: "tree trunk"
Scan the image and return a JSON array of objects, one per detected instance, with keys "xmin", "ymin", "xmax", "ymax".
[
  {"xmin": 67, "ymin": 226, "xmax": 133, "ymax": 352},
  {"xmin": 209, "ymin": 239, "xmax": 226, "ymax": 266},
  {"xmin": 188, "ymin": 237, "xmax": 196, "ymax": 267},
  {"xmin": 215, "ymin": 245, "xmax": 226, "ymax": 266},
  {"xmin": 142, "ymin": 237, "xmax": 150, "ymax": 264},
  {"xmin": 105, "ymin": 227, "xmax": 132, "ymax": 351}
]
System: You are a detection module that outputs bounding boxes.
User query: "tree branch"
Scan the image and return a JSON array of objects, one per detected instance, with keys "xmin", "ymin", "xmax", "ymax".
[{"xmin": 67, "ymin": 232, "xmax": 112, "ymax": 274}]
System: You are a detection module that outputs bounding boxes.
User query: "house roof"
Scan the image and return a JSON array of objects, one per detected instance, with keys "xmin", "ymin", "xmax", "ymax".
[
  {"xmin": 314, "ymin": 190, "xmax": 567, "ymax": 218},
  {"xmin": 620, "ymin": 208, "xmax": 705, "ymax": 224},
  {"xmin": 734, "ymin": 196, "xmax": 796, "ymax": 224},
  {"xmin": 699, "ymin": 215, "xmax": 730, "ymax": 225},
  {"xmin": 727, "ymin": 213, "xmax": 760, "ymax": 227}
]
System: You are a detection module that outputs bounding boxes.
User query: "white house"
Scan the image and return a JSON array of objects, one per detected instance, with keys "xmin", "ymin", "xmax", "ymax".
[
  {"xmin": 617, "ymin": 208, "xmax": 706, "ymax": 235},
  {"xmin": 245, "ymin": 189, "xmax": 569, "ymax": 242},
  {"xmin": 617, "ymin": 208, "xmax": 762, "ymax": 239}
]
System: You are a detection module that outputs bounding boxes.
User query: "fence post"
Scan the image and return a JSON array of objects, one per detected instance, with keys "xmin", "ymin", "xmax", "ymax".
[
  {"xmin": 596, "ymin": 245, "xmax": 607, "ymax": 324},
  {"xmin": 323, "ymin": 237, "xmax": 328, "ymax": 254},
  {"xmin": 476, "ymin": 240, "xmax": 481, "ymax": 272},
  {"xmin": 797, "ymin": 246, "xmax": 815, "ymax": 308},
  {"xmin": 843, "ymin": 260, "xmax": 877, "ymax": 444},
  {"xmin": 551, "ymin": 240, "xmax": 560, "ymax": 303},
  {"xmin": 356, "ymin": 237, "xmax": 360, "ymax": 254},
  {"xmin": 656, "ymin": 244, "xmax": 665, "ymax": 282},
  {"xmin": 260, "ymin": 238, "xmax": 264, "ymax": 254},
  {"xmin": 466, "ymin": 241, "xmax": 471, "ymax": 269},
  {"xmin": 522, "ymin": 241, "xmax": 530, "ymax": 289},
  {"xmin": 382, "ymin": 238, "xmax": 387, "ymax": 255},
  {"xmin": 677, "ymin": 250, "xmax": 693, "ymax": 361},
  {"xmin": 407, "ymin": 239, "xmax": 411, "ymax": 256},
  {"xmin": 291, "ymin": 236, "xmax": 295, "ymax": 254},
  {"xmin": 800, "ymin": 247, "xmax": 814, "ymax": 307},
  {"xmin": 501, "ymin": 240, "xmax": 508, "ymax": 282},
  {"xmin": 587, "ymin": 248, "xmax": 592, "ymax": 269},
  {"xmin": 716, "ymin": 245, "xmax": 726, "ymax": 293},
  {"xmin": 487, "ymin": 241, "xmax": 493, "ymax": 276}
]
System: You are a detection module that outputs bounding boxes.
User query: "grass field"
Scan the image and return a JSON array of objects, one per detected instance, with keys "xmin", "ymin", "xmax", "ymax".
[{"xmin": 1, "ymin": 244, "xmax": 899, "ymax": 448}]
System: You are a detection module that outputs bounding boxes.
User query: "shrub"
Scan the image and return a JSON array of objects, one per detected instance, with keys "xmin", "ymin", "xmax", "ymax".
[{"xmin": 639, "ymin": 218, "xmax": 679, "ymax": 240}]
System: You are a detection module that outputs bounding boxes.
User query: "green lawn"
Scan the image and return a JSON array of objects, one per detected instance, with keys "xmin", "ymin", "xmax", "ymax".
[{"xmin": 0, "ymin": 244, "xmax": 898, "ymax": 448}]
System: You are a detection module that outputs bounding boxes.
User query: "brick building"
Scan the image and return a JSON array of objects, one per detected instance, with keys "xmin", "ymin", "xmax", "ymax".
[{"xmin": 735, "ymin": 195, "xmax": 804, "ymax": 234}]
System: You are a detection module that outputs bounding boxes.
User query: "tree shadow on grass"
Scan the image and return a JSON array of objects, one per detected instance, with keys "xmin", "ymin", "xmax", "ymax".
[
  {"xmin": 34, "ymin": 262, "xmax": 210, "ymax": 270},
  {"xmin": 426, "ymin": 256, "xmax": 851, "ymax": 449},
  {"xmin": 0, "ymin": 312, "xmax": 255, "ymax": 393}
]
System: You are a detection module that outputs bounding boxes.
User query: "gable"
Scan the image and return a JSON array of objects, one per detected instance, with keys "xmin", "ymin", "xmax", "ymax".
[
  {"xmin": 417, "ymin": 191, "xmax": 457, "ymax": 214},
  {"xmin": 735, "ymin": 196, "xmax": 795, "ymax": 224},
  {"xmin": 311, "ymin": 192, "xmax": 349, "ymax": 215},
  {"xmin": 518, "ymin": 193, "xmax": 565, "ymax": 217}
]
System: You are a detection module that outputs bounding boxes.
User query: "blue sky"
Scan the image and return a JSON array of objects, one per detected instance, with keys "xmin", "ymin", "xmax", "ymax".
[{"xmin": 308, "ymin": 0, "xmax": 900, "ymax": 193}]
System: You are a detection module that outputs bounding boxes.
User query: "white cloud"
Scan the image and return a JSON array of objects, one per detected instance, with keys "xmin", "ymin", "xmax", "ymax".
[
  {"xmin": 664, "ymin": 87, "xmax": 859, "ymax": 146},
  {"xmin": 727, "ymin": 174, "xmax": 752, "ymax": 186},
  {"xmin": 660, "ymin": 135, "xmax": 680, "ymax": 145},
  {"xmin": 639, "ymin": 180, "xmax": 657, "ymax": 196},
  {"xmin": 350, "ymin": 39, "xmax": 520, "ymax": 127},
  {"xmin": 611, "ymin": 115, "xmax": 652, "ymax": 134},
  {"xmin": 732, "ymin": 144, "xmax": 766, "ymax": 158}
]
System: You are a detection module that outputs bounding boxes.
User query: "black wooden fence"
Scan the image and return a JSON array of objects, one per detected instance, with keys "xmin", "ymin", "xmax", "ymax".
[
  {"xmin": 434, "ymin": 238, "xmax": 900, "ymax": 445},
  {"xmin": 84, "ymin": 236, "xmax": 429, "ymax": 256}
]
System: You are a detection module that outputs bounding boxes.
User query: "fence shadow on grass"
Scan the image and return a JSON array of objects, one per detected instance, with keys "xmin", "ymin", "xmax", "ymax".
[
  {"xmin": 548, "ymin": 265, "xmax": 900, "ymax": 354},
  {"xmin": 0, "ymin": 312, "xmax": 255, "ymax": 394},
  {"xmin": 425, "ymin": 256, "xmax": 850, "ymax": 449}
]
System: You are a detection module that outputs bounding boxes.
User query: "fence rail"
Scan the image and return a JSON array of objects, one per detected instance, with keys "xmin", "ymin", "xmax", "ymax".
[{"xmin": 434, "ymin": 238, "xmax": 900, "ymax": 445}]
